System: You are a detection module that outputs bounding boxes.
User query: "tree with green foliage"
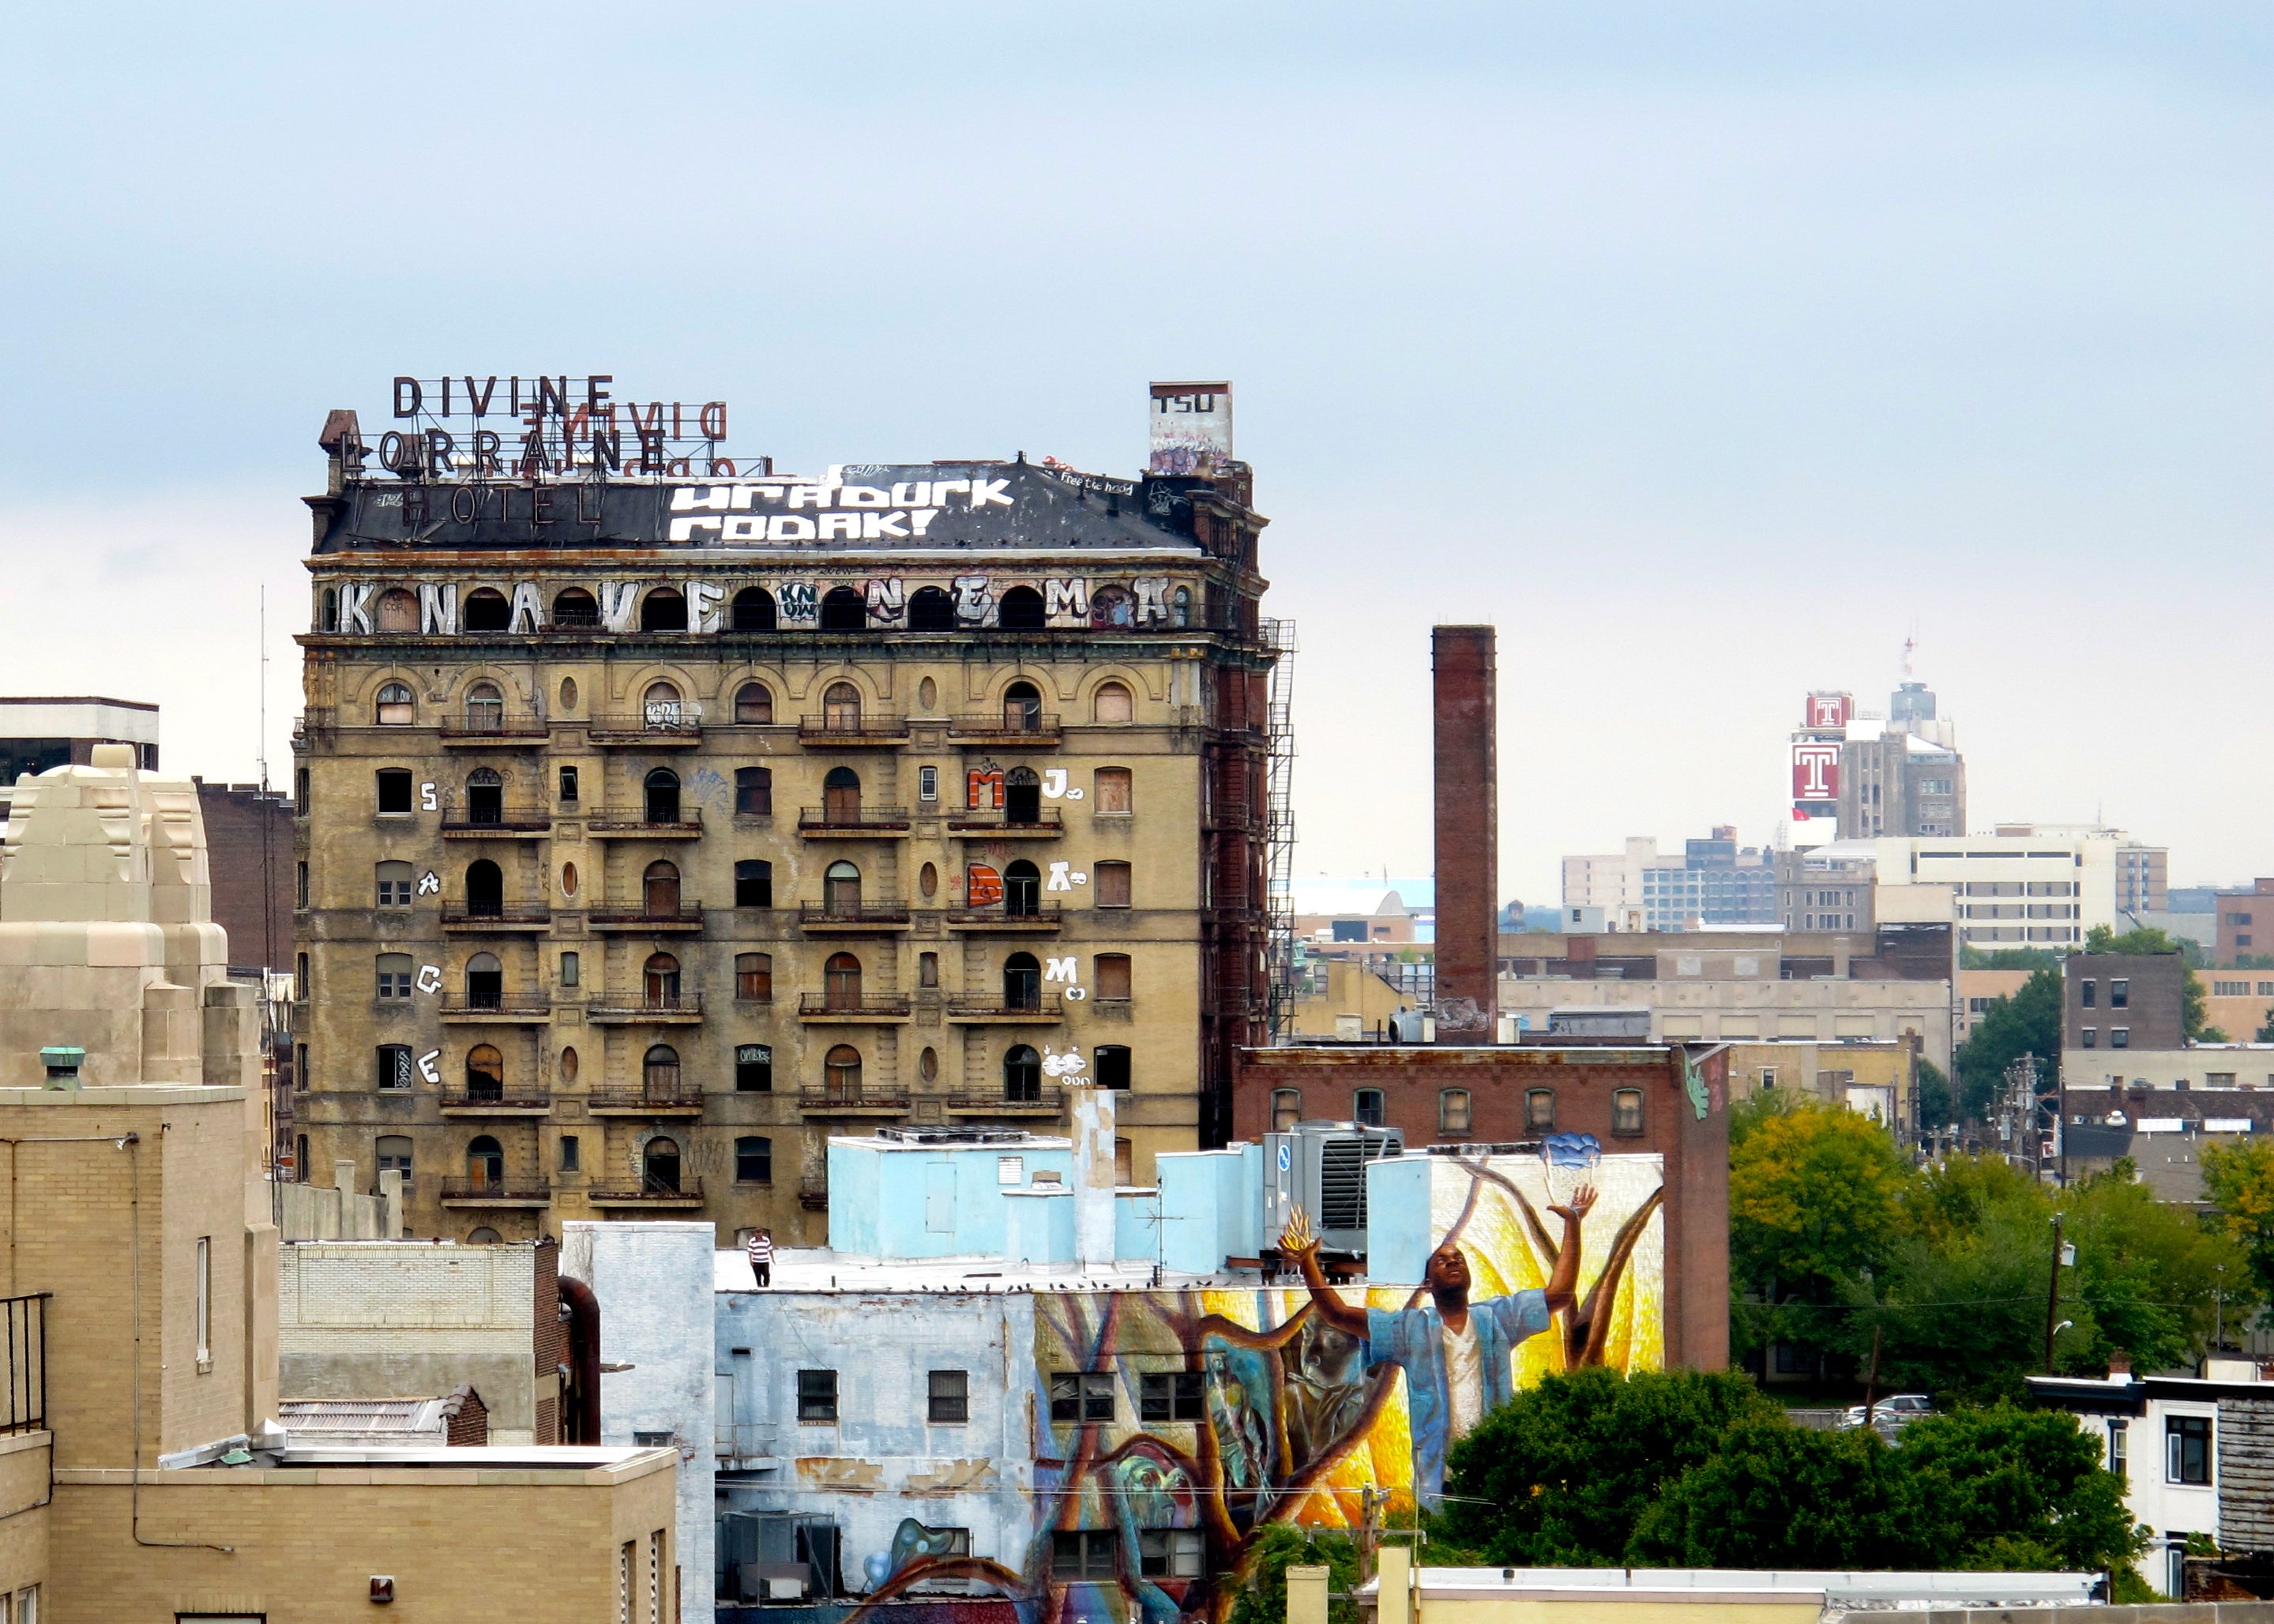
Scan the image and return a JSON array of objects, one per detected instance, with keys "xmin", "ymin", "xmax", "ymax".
[
  {"xmin": 1227, "ymin": 1524, "xmax": 1360, "ymax": 1624},
  {"xmin": 1434, "ymin": 1366, "xmax": 1776, "ymax": 1564},
  {"xmin": 1892, "ymin": 1404, "xmax": 2145, "ymax": 1572},
  {"xmin": 1960, "ymin": 945, "xmax": 2062, "ymax": 972},
  {"xmin": 1629, "ymin": 1418, "xmax": 1908, "ymax": 1566},
  {"xmin": 1953, "ymin": 967, "xmax": 2060, "ymax": 1122},
  {"xmin": 1915, "ymin": 1058, "xmax": 1953, "ymax": 1130},
  {"xmin": 2202, "ymin": 1139, "xmax": 2274, "ymax": 1310},
  {"xmin": 2061, "ymin": 1168, "xmax": 2257, "ymax": 1366}
]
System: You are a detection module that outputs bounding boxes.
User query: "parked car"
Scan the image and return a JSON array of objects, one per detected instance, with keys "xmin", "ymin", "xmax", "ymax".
[{"xmin": 1840, "ymin": 1393, "xmax": 1933, "ymax": 1427}]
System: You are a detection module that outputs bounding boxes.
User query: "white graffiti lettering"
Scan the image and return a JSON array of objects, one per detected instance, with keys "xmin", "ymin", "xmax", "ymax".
[
  {"xmin": 415, "ymin": 964, "xmax": 443, "ymax": 995},
  {"xmin": 418, "ymin": 581, "xmax": 458, "ymax": 634},
  {"xmin": 340, "ymin": 582, "xmax": 375, "ymax": 634},
  {"xmin": 509, "ymin": 581, "xmax": 543, "ymax": 632},
  {"xmin": 1041, "ymin": 1046, "xmax": 1086, "ymax": 1079},
  {"xmin": 864, "ymin": 579, "xmax": 905, "ymax": 627},
  {"xmin": 416, "ymin": 1049, "xmax": 442, "ymax": 1084},
  {"xmin": 686, "ymin": 580, "xmax": 724, "ymax": 633},
  {"xmin": 1044, "ymin": 579, "xmax": 1088, "ymax": 620},
  {"xmin": 1042, "ymin": 769, "xmax": 1068, "ymax": 799},
  {"xmin": 598, "ymin": 581, "xmax": 639, "ymax": 632},
  {"xmin": 419, "ymin": 781, "xmax": 438, "ymax": 811},
  {"xmin": 1043, "ymin": 957, "xmax": 1078, "ymax": 983},
  {"xmin": 415, "ymin": 869, "xmax": 440, "ymax": 896},
  {"xmin": 953, "ymin": 575, "xmax": 996, "ymax": 627}
]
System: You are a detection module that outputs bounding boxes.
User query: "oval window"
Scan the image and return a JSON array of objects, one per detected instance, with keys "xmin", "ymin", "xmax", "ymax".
[
  {"xmin": 919, "ymin": 1047, "xmax": 939, "ymax": 1083},
  {"xmin": 560, "ymin": 1046, "xmax": 579, "ymax": 1084},
  {"xmin": 919, "ymin": 862, "xmax": 938, "ymax": 899},
  {"xmin": 918, "ymin": 676, "xmax": 938, "ymax": 711},
  {"xmin": 559, "ymin": 677, "xmax": 578, "ymax": 710},
  {"xmin": 561, "ymin": 862, "xmax": 578, "ymax": 897}
]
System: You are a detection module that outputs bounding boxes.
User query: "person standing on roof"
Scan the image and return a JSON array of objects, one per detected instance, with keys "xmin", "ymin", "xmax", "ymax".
[{"xmin": 746, "ymin": 1227, "xmax": 773, "ymax": 1288}]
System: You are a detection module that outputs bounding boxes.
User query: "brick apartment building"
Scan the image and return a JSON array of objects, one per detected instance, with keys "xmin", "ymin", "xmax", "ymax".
[
  {"xmin": 2217, "ymin": 878, "xmax": 2274, "ymax": 965},
  {"xmin": 2063, "ymin": 951, "xmax": 2186, "ymax": 1053}
]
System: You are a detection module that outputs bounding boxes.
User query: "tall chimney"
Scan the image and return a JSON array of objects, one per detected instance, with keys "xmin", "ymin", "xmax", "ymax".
[{"xmin": 1432, "ymin": 626, "xmax": 1498, "ymax": 1042}]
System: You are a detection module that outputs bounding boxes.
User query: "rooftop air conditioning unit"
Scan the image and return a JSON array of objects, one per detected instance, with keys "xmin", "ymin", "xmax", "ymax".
[{"xmin": 1264, "ymin": 1121, "xmax": 1403, "ymax": 1256}]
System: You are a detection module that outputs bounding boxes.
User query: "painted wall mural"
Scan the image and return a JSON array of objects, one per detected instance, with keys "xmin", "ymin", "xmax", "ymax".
[{"xmin": 859, "ymin": 1150, "xmax": 1665, "ymax": 1624}]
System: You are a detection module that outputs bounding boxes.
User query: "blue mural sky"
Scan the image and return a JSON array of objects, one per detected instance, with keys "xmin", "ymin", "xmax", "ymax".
[{"xmin": 2, "ymin": 3, "xmax": 2267, "ymax": 899}]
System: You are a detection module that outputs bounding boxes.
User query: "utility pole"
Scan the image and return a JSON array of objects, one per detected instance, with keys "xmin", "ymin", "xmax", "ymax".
[
  {"xmin": 1358, "ymin": 1485, "xmax": 1381, "ymax": 1584},
  {"xmin": 1862, "ymin": 1323, "xmax": 1884, "ymax": 1432},
  {"xmin": 2043, "ymin": 1214, "xmax": 2065, "ymax": 1372}
]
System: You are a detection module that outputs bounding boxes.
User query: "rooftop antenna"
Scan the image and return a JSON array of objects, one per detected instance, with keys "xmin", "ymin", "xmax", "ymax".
[{"xmin": 1900, "ymin": 629, "xmax": 1915, "ymax": 681}]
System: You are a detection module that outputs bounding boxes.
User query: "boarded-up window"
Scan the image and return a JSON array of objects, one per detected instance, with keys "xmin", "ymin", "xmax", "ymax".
[
  {"xmin": 1094, "ymin": 768, "xmax": 1133, "ymax": 814},
  {"xmin": 1095, "ymin": 862, "xmax": 1131, "ymax": 908}
]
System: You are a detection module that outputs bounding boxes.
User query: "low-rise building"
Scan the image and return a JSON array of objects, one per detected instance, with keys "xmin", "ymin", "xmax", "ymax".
[
  {"xmin": 2060, "ymin": 1084, "xmax": 2274, "ymax": 1203},
  {"xmin": 2204, "ymin": 972, "xmax": 2274, "ymax": 1043},
  {"xmin": 2062, "ymin": 1046, "xmax": 2274, "ymax": 1094},
  {"xmin": 2063, "ymin": 950, "xmax": 2186, "ymax": 1052},
  {"xmin": 1562, "ymin": 831, "xmax": 1776, "ymax": 932},
  {"xmin": 1720, "ymin": 1039, "xmax": 1917, "ymax": 1130},
  {"xmin": 1960, "ymin": 967, "xmax": 2034, "ymax": 1041},
  {"xmin": 2217, "ymin": 879, "xmax": 2274, "ymax": 966},
  {"xmin": 1494, "ymin": 926, "xmax": 1956, "ymax": 1071},
  {"xmin": 2029, "ymin": 1359, "xmax": 2273, "ymax": 1596}
]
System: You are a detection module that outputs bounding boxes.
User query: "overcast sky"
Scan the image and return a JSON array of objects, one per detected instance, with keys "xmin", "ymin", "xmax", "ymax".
[{"xmin": 2, "ymin": 3, "xmax": 2267, "ymax": 904}]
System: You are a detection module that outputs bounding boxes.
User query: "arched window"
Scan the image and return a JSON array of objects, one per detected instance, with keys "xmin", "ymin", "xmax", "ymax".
[
  {"xmin": 463, "ymin": 588, "xmax": 511, "ymax": 632},
  {"xmin": 1354, "ymin": 1088, "xmax": 1385, "ymax": 1128},
  {"xmin": 1440, "ymin": 1089, "xmax": 1473, "ymax": 1136},
  {"xmin": 553, "ymin": 587, "xmax": 600, "ymax": 628},
  {"xmin": 824, "ymin": 953, "xmax": 863, "ymax": 1011},
  {"xmin": 820, "ymin": 586, "xmax": 866, "ymax": 630},
  {"xmin": 1093, "ymin": 682, "xmax": 1134, "ymax": 724},
  {"xmin": 824, "ymin": 1044, "xmax": 862, "ymax": 1100},
  {"xmin": 908, "ymin": 586, "xmax": 955, "ymax": 630},
  {"xmin": 1088, "ymin": 585, "xmax": 1134, "ymax": 630},
  {"xmin": 644, "ymin": 953, "xmax": 681, "ymax": 1006},
  {"xmin": 463, "ymin": 682, "xmax": 505, "ymax": 732},
  {"xmin": 1002, "ymin": 681, "xmax": 1043, "ymax": 731},
  {"xmin": 374, "ymin": 860, "xmax": 414, "ymax": 908},
  {"xmin": 321, "ymin": 588, "xmax": 339, "ymax": 632},
  {"xmin": 468, "ymin": 1227, "xmax": 502, "ymax": 1244},
  {"xmin": 465, "ymin": 1043, "xmax": 504, "ymax": 1100},
  {"xmin": 1004, "ymin": 859, "xmax": 1041, "ymax": 918},
  {"xmin": 1171, "ymin": 586, "xmax": 1193, "ymax": 628},
  {"xmin": 643, "ymin": 1045, "xmax": 681, "ymax": 1098},
  {"xmin": 466, "ymin": 767, "xmax": 503, "ymax": 825},
  {"xmin": 1005, "ymin": 767, "xmax": 1041, "ymax": 825},
  {"xmin": 642, "ymin": 859, "xmax": 680, "ymax": 915},
  {"xmin": 822, "ymin": 682, "xmax": 862, "ymax": 731},
  {"xmin": 735, "ymin": 682, "xmax": 772, "ymax": 724},
  {"xmin": 642, "ymin": 1134, "xmax": 682, "ymax": 1192},
  {"xmin": 824, "ymin": 861, "xmax": 861, "ymax": 915},
  {"xmin": 1271, "ymin": 1089, "xmax": 1302, "ymax": 1131},
  {"xmin": 641, "ymin": 680, "xmax": 683, "ymax": 729},
  {"xmin": 466, "ymin": 1135, "xmax": 503, "ymax": 1190},
  {"xmin": 641, "ymin": 587, "xmax": 688, "ymax": 631},
  {"xmin": 731, "ymin": 587, "xmax": 776, "ymax": 631},
  {"xmin": 644, "ymin": 768, "xmax": 680, "ymax": 824},
  {"xmin": 375, "ymin": 682, "xmax": 415, "ymax": 726},
  {"xmin": 998, "ymin": 585, "xmax": 1045, "ymax": 630},
  {"xmin": 736, "ymin": 953, "xmax": 772, "ymax": 1002},
  {"xmin": 1004, "ymin": 953, "xmax": 1041, "ymax": 1011},
  {"xmin": 823, "ymin": 766, "xmax": 861, "ymax": 823},
  {"xmin": 1005, "ymin": 1044, "xmax": 1041, "ymax": 1103},
  {"xmin": 464, "ymin": 952, "xmax": 502, "ymax": 1008},
  {"xmin": 735, "ymin": 1136, "xmax": 773, "ymax": 1182},
  {"xmin": 375, "ymin": 588, "xmax": 419, "ymax": 632},
  {"xmin": 735, "ymin": 766, "xmax": 772, "ymax": 816},
  {"xmin": 464, "ymin": 859, "xmax": 503, "ymax": 918},
  {"xmin": 1094, "ymin": 953, "xmax": 1131, "ymax": 1001}
]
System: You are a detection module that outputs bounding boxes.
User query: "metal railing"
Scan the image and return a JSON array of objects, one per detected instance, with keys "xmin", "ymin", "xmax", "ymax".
[
  {"xmin": 586, "ymin": 1088, "xmax": 706, "ymax": 1111},
  {"xmin": 438, "ymin": 1091, "xmax": 553, "ymax": 1111},
  {"xmin": 438, "ymin": 1177, "xmax": 551, "ymax": 1202},
  {"xmin": 795, "ymin": 993, "xmax": 915, "ymax": 1018},
  {"xmin": 586, "ymin": 810, "xmax": 705, "ymax": 835},
  {"xmin": 584, "ymin": 997, "xmax": 705, "ymax": 1021},
  {"xmin": 0, "ymin": 1295, "xmax": 47, "ymax": 1434},
  {"xmin": 439, "ymin": 902, "xmax": 553, "ymax": 926},
  {"xmin": 797, "ymin": 806, "xmax": 911, "ymax": 832},
  {"xmin": 438, "ymin": 712, "xmax": 551, "ymax": 740},
  {"xmin": 588, "ymin": 1179, "xmax": 705, "ymax": 1202},
  {"xmin": 797, "ymin": 901, "xmax": 911, "ymax": 927},
  {"xmin": 438, "ymin": 993, "xmax": 554, "ymax": 1017},
  {"xmin": 796, "ymin": 1090, "xmax": 912, "ymax": 1111},
  {"xmin": 946, "ymin": 1089, "xmax": 1065, "ymax": 1112},
  {"xmin": 796, "ymin": 714, "xmax": 909, "ymax": 742},
  {"xmin": 948, "ymin": 712, "xmax": 1062, "ymax": 739},
  {"xmin": 944, "ymin": 903, "xmax": 1064, "ymax": 927},
  {"xmin": 587, "ymin": 903, "xmax": 705, "ymax": 928},
  {"xmin": 947, "ymin": 808, "xmax": 1064, "ymax": 833},
  {"xmin": 946, "ymin": 994, "xmax": 1064, "ymax": 1020},
  {"xmin": 439, "ymin": 803, "xmax": 553, "ymax": 833}
]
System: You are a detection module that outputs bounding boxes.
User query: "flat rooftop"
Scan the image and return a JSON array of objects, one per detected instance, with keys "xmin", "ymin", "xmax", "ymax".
[{"xmin": 716, "ymin": 1247, "xmax": 1258, "ymax": 1295}]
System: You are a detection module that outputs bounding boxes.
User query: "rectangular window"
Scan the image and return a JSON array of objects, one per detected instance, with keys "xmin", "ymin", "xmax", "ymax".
[
  {"xmin": 1141, "ymin": 1371, "xmax": 1205, "ymax": 1422},
  {"xmin": 294, "ymin": 1043, "xmax": 308, "ymax": 1094},
  {"xmin": 2111, "ymin": 1028, "xmax": 2130, "ymax": 1049},
  {"xmin": 919, "ymin": 765, "xmax": 939, "ymax": 802},
  {"xmin": 15, "ymin": 1585, "xmax": 36, "ymax": 1624},
  {"xmin": 558, "ymin": 765, "xmax": 579, "ymax": 804},
  {"xmin": 735, "ymin": 859, "xmax": 772, "ymax": 908},
  {"xmin": 2080, "ymin": 979, "xmax": 2096, "ymax": 1006},
  {"xmin": 1139, "ymin": 1529, "xmax": 1204, "ymax": 1579},
  {"xmin": 1095, "ymin": 954, "xmax": 1132, "ymax": 1000},
  {"xmin": 376, "ymin": 1044, "xmax": 413, "ymax": 1089},
  {"xmin": 295, "ymin": 860, "xmax": 309, "ymax": 909},
  {"xmin": 1096, "ymin": 1045, "xmax": 1132, "ymax": 1090},
  {"xmin": 1440, "ymin": 1088, "xmax": 1472, "ymax": 1135},
  {"xmin": 2168, "ymin": 1414, "xmax": 2212, "ymax": 1484},
  {"xmin": 375, "ymin": 955, "xmax": 413, "ymax": 1000},
  {"xmin": 736, "ymin": 953, "xmax": 773, "ymax": 1002},
  {"xmin": 929, "ymin": 1369, "xmax": 970, "ymax": 1424},
  {"xmin": 295, "ymin": 1133, "xmax": 309, "ymax": 1182},
  {"xmin": 375, "ymin": 862, "xmax": 414, "ymax": 906},
  {"xmin": 1049, "ymin": 1371, "xmax": 1116, "ymax": 1423},
  {"xmin": 735, "ymin": 1136, "xmax": 773, "ymax": 1183},
  {"xmin": 2109, "ymin": 1419, "xmax": 2128, "ymax": 1476},
  {"xmin": 736, "ymin": 1045, "xmax": 773, "ymax": 1092},
  {"xmin": 295, "ymin": 765, "xmax": 310, "ymax": 808},
  {"xmin": 919, "ymin": 951, "xmax": 940, "ymax": 989},
  {"xmin": 735, "ymin": 766, "xmax": 772, "ymax": 817},
  {"xmin": 2081, "ymin": 1028, "xmax": 2097, "ymax": 1048},
  {"xmin": 194, "ymin": 1236, "xmax": 212, "ymax": 1365},
  {"xmin": 560, "ymin": 1134, "xmax": 581, "ymax": 1172},
  {"xmin": 1094, "ymin": 768, "xmax": 1133, "ymax": 814},
  {"xmin": 650, "ymin": 1529, "xmax": 664, "ymax": 1624},
  {"xmin": 2110, "ymin": 978, "xmax": 2129, "ymax": 1008},
  {"xmin": 560, "ymin": 950, "xmax": 581, "ymax": 988},
  {"xmin": 295, "ymin": 952, "xmax": 310, "ymax": 1001},
  {"xmin": 375, "ymin": 769, "xmax": 413, "ymax": 814},
  {"xmin": 1095, "ymin": 862, "xmax": 1132, "ymax": 908},
  {"xmin": 1053, "ymin": 1530, "xmax": 1116, "ymax": 1581},
  {"xmin": 620, "ymin": 1539, "xmax": 634, "ymax": 1624},
  {"xmin": 1525, "ymin": 1088, "xmax": 1555, "ymax": 1130},
  {"xmin": 1611, "ymin": 1088, "xmax": 1644, "ymax": 1137},
  {"xmin": 1271, "ymin": 1088, "xmax": 1301, "ymax": 1131},
  {"xmin": 797, "ymin": 1369, "xmax": 839, "ymax": 1423}
]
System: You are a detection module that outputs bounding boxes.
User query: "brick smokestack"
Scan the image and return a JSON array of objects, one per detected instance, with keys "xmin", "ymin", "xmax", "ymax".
[{"xmin": 1432, "ymin": 626, "xmax": 1498, "ymax": 1042}]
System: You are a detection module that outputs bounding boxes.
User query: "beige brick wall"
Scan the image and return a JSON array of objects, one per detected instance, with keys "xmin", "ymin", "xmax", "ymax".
[
  {"xmin": 0, "ymin": 1434, "xmax": 51, "ymax": 1601},
  {"xmin": 49, "ymin": 1453, "xmax": 675, "ymax": 1623}
]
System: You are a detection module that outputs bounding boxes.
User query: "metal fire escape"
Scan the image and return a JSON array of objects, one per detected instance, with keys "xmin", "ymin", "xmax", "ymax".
[{"xmin": 1261, "ymin": 618, "xmax": 1299, "ymax": 1040}]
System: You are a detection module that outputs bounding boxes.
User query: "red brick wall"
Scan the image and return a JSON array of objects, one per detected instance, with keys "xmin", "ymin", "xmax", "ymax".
[
  {"xmin": 1431, "ymin": 627, "xmax": 1497, "ymax": 1038},
  {"xmin": 532, "ymin": 1238, "xmax": 565, "ymax": 1443},
  {"xmin": 1235, "ymin": 1044, "xmax": 1729, "ymax": 1368},
  {"xmin": 196, "ymin": 781, "xmax": 295, "ymax": 971}
]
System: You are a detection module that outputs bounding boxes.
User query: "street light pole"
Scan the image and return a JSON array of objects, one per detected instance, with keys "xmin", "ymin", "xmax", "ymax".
[{"xmin": 2044, "ymin": 1214, "xmax": 2065, "ymax": 1372}]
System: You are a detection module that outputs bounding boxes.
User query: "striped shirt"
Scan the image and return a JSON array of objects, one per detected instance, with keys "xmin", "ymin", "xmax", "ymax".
[{"xmin": 746, "ymin": 1233, "xmax": 774, "ymax": 1265}]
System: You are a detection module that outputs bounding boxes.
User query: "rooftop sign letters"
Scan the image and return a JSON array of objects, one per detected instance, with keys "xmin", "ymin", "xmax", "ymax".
[{"xmin": 364, "ymin": 375, "xmax": 740, "ymax": 479}]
